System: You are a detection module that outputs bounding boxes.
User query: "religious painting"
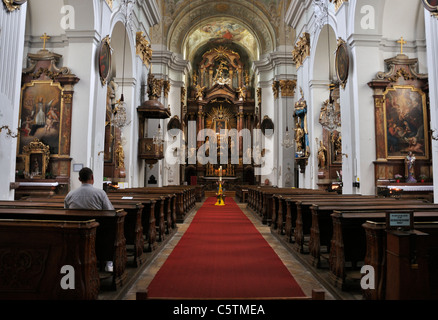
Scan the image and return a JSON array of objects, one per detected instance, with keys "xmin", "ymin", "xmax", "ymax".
[
  {"xmin": 384, "ymin": 85, "xmax": 429, "ymax": 159},
  {"xmin": 330, "ymin": 130, "xmax": 343, "ymax": 164},
  {"xmin": 214, "ymin": 119, "xmax": 227, "ymax": 134},
  {"xmin": 19, "ymin": 81, "xmax": 63, "ymax": 155},
  {"xmin": 335, "ymin": 38, "xmax": 349, "ymax": 89},
  {"xmin": 99, "ymin": 36, "xmax": 112, "ymax": 85}
]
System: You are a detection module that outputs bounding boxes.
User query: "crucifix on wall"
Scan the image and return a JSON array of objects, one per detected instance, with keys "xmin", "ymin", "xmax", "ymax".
[
  {"xmin": 397, "ymin": 37, "xmax": 407, "ymax": 54},
  {"xmin": 40, "ymin": 33, "xmax": 50, "ymax": 50}
]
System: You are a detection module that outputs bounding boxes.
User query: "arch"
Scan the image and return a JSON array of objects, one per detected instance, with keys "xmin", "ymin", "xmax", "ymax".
[
  {"xmin": 109, "ymin": 20, "xmax": 135, "ymax": 88},
  {"xmin": 381, "ymin": 0, "xmax": 425, "ymax": 44},
  {"xmin": 311, "ymin": 23, "xmax": 337, "ymax": 82},
  {"xmin": 166, "ymin": 0, "xmax": 276, "ymax": 56}
]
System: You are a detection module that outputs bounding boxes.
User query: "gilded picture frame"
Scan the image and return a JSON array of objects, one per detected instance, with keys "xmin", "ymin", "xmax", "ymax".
[
  {"xmin": 99, "ymin": 36, "xmax": 112, "ymax": 86},
  {"xmin": 18, "ymin": 80, "xmax": 64, "ymax": 156},
  {"xmin": 422, "ymin": 0, "xmax": 438, "ymax": 12},
  {"xmin": 22, "ymin": 138, "xmax": 50, "ymax": 179},
  {"xmin": 383, "ymin": 85, "xmax": 429, "ymax": 160},
  {"xmin": 335, "ymin": 38, "xmax": 349, "ymax": 89}
]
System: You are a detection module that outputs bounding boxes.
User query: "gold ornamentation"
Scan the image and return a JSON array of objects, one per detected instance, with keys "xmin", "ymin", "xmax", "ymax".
[
  {"xmin": 3, "ymin": 0, "xmax": 26, "ymax": 12},
  {"xmin": 279, "ymin": 80, "xmax": 297, "ymax": 97},
  {"xmin": 256, "ymin": 88, "xmax": 261, "ymax": 108},
  {"xmin": 162, "ymin": 80, "xmax": 170, "ymax": 98},
  {"xmin": 194, "ymin": 84, "xmax": 206, "ymax": 100},
  {"xmin": 292, "ymin": 33, "xmax": 310, "ymax": 69},
  {"xmin": 374, "ymin": 97, "xmax": 385, "ymax": 108},
  {"xmin": 105, "ymin": 0, "xmax": 113, "ymax": 9},
  {"xmin": 115, "ymin": 142, "xmax": 125, "ymax": 168},
  {"xmin": 147, "ymin": 72, "xmax": 163, "ymax": 100},
  {"xmin": 272, "ymin": 81, "xmax": 280, "ymax": 99},
  {"xmin": 329, "ymin": 0, "xmax": 348, "ymax": 11},
  {"xmin": 387, "ymin": 68, "xmax": 413, "ymax": 82},
  {"xmin": 136, "ymin": 31, "xmax": 152, "ymax": 67},
  {"xmin": 62, "ymin": 93, "xmax": 73, "ymax": 104},
  {"xmin": 22, "ymin": 138, "xmax": 51, "ymax": 179},
  {"xmin": 40, "ymin": 33, "xmax": 50, "ymax": 51},
  {"xmin": 31, "ymin": 68, "xmax": 60, "ymax": 80},
  {"xmin": 397, "ymin": 37, "xmax": 407, "ymax": 55}
]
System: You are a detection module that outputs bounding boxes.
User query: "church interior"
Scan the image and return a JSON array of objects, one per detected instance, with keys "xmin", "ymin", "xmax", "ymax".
[{"xmin": 1, "ymin": 0, "xmax": 438, "ymax": 307}]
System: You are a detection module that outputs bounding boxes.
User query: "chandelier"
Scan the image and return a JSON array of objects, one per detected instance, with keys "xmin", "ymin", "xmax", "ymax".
[
  {"xmin": 282, "ymin": 125, "xmax": 294, "ymax": 149},
  {"xmin": 113, "ymin": 95, "xmax": 129, "ymax": 129}
]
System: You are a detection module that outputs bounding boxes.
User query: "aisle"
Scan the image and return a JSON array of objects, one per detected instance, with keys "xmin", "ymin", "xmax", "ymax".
[{"xmin": 146, "ymin": 197, "xmax": 306, "ymax": 299}]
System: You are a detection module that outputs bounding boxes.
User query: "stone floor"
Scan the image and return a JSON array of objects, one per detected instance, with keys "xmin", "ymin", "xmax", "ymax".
[{"xmin": 120, "ymin": 198, "xmax": 363, "ymax": 301}]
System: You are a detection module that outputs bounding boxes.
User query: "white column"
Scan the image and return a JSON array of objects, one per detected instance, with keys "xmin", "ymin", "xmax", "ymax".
[
  {"xmin": 0, "ymin": 4, "xmax": 27, "ymax": 200},
  {"xmin": 425, "ymin": 11, "xmax": 438, "ymax": 203}
]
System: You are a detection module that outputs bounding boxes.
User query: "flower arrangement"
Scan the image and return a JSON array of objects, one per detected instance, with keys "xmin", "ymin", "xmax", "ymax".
[
  {"xmin": 394, "ymin": 174, "xmax": 402, "ymax": 183},
  {"xmin": 419, "ymin": 174, "xmax": 427, "ymax": 182}
]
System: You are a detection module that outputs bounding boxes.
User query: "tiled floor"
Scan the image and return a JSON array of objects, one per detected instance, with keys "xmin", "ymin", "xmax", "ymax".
[{"xmin": 122, "ymin": 199, "xmax": 358, "ymax": 300}]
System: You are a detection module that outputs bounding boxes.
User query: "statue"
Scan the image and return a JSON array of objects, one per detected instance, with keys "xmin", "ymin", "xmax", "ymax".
[
  {"xmin": 317, "ymin": 140, "xmax": 327, "ymax": 169},
  {"xmin": 195, "ymin": 84, "xmax": 206, "ymax": 100},
  {"xmin": 115, "ymin": 142, "xmax": 125, "ymax": 168},
  {"xmin": 405, "ymin": 151, "xmax": 417, "ymax": 183},
  {"xmin": 294, "ymin": 122, "xmax": 305, "ymax": 154}
]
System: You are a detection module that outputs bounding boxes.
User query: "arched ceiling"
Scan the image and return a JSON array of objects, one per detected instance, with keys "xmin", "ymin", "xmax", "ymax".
[{"xmin": 150, "ymin": 0, "xmax": 295, "ymax": 62}]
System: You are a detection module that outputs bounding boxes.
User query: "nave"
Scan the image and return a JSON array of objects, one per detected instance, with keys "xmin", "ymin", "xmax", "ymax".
[{"xmin": 119, "ymin": 197, "xmax": 355, "ymax": 301}]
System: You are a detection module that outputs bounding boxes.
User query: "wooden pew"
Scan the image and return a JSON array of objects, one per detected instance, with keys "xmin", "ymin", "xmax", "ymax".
[
  {"xmin": 248, "ymin": 187, "xmax": 327, "ymax": 224},
  {"xmin": 329, "ymin": 210, "xmax": 438, "ymax": 291},
  {"xmin": 362, "ymin": 220, "xmax": 438, "ymax": 300},
  {"xmin": 308, "ymin": 202, "xmax": 438, "ymax": 268},
  {"xmin": 274, "ymin": 194, "xmax": 378, "ymax": 239},
  {"xmin": 0, "ymin": 199, "xmax": 146, "ymax": 268},
  {"xmin": 110, "ymin": 186, "xmax": 195, "ymax": 222},
  {"xmin": 0, "ymin": 206, "xmax": 127, "ymax": 290},
  {"xmin": 0, "ymin": 218, "xmax": 100, "ymax": 300},
  {"xmin": 290, "ymin": 198, "xmax": 425, "ymax": 255},
  {"xmin": 107, "ymin": 193, "xmax": 169, "ymax": 244}
]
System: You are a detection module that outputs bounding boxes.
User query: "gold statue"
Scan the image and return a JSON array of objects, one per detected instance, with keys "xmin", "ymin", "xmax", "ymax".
[
  {"xmin": 294, "ymin": 122, "xmax": 304, "ymax": 153},
  {"xmin": 317, "ymin": 140, "xmax": 328, "ymax": 169},
  {"xmin": 115, "ymin": 142, "xmax": 125, "ymax": 168}
]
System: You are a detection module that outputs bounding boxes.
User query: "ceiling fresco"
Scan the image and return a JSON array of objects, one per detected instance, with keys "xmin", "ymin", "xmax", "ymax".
[{"xmin": 150, "ymin": 0, "xmax": 294, "ymax": 59}]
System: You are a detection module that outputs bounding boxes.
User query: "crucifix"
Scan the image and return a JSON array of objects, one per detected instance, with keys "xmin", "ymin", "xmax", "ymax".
[
  {"xmin": 397, "ymin": 37, "xmax": 407, "ymax": 54},
  {"xmin": 40, "ymin": 33, "xmax": 50, "ymax": 50}
]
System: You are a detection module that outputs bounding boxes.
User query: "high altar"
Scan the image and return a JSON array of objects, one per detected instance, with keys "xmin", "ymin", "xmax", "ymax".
[{"xmin": 183, "ymin": 45, "xmax": 259, "ymax": 191}]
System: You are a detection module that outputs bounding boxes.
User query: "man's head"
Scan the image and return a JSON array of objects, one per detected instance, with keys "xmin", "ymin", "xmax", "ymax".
[{"xmin": 79, "ymin": 167, "xmax": 94, "ymax": 184}]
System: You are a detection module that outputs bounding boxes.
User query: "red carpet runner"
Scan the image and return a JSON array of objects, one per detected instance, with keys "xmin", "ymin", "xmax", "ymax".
[{"xmin": 146, "ymin": 197, "xmax": 305, "ymax": 299}]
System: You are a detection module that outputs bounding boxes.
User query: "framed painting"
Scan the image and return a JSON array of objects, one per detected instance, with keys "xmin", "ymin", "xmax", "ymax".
[
  {"xmin": 18, "ymin": 81, "xmax": 63, "ymax": 155},
  {"xmin": 22, "ymin": 138, "xmax": 50, "ymax": 179},
  {"xmin": 335, "ymin": 38, "xmax": 349, "ymax": 89},
  {"xmin": 422, "ymin": 0, "xmax": 438, "ymax": 12},
  {"xmin": 99, "ymin": 36, "xmax": 112, "ymax": 85},
  {"xmin": 383, "ymin": 85, "xmax": 429, "ymax": 159},
  {"xmin": 214, "ymin": 119, "xmax": 228, "ymax": 134}
]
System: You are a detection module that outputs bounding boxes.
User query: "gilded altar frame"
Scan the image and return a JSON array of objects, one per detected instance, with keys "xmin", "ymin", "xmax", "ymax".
[
  {"xmin": 22, "ymin": 138, "xmax": 50, "ymax": 179},
  {"xmin": 383, "ymin": 85, "xmax": 429, "ymax": 160}
]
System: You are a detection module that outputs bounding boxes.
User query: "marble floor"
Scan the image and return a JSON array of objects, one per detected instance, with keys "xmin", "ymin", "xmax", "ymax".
[{"xmin": 121, "ymin": 198, "xmax": 361, "ymax": 301}]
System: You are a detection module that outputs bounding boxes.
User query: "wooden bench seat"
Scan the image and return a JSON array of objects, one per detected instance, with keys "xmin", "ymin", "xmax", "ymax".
[
  {"xmin": 0, "ymin": 218, "xmax": 100, "ymax": 300},
  {"xmin": 0, "ymin": 206, "xmax": 127, "ymax": 290},
  {"xmin": 362, "ymin": 220, "xmax": 438, "ymax": 300},
  {"xmin": 0, "ymin": 199, "xmax": 145, "ymax": 268},
  {"xmin": 108, "ymin": 194, "xmax": 171, "ymax": 245},
  {"xmin": 308, "ymin": 202, "xmax": 438, "ymax": 268},
  {"xmin": 291, "ymin": 198, "xmax": 426, "ymax": 254},
  {"xmin": 329, "ymin": 210, "xmax": 438, "ymax": 291},
  {"xmin": 273, "ymin": 194, "xmax": 379, "ymax": 238}
]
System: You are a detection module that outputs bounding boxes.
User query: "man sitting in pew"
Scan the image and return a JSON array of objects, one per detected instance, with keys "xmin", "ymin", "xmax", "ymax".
[
  {"xmin": 64, "ymin": 167, "xmax": 114, "ymax": 210},
  {"xmin": 64, "ymin": 167, "xmax": 114, "ymax": 272}
]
